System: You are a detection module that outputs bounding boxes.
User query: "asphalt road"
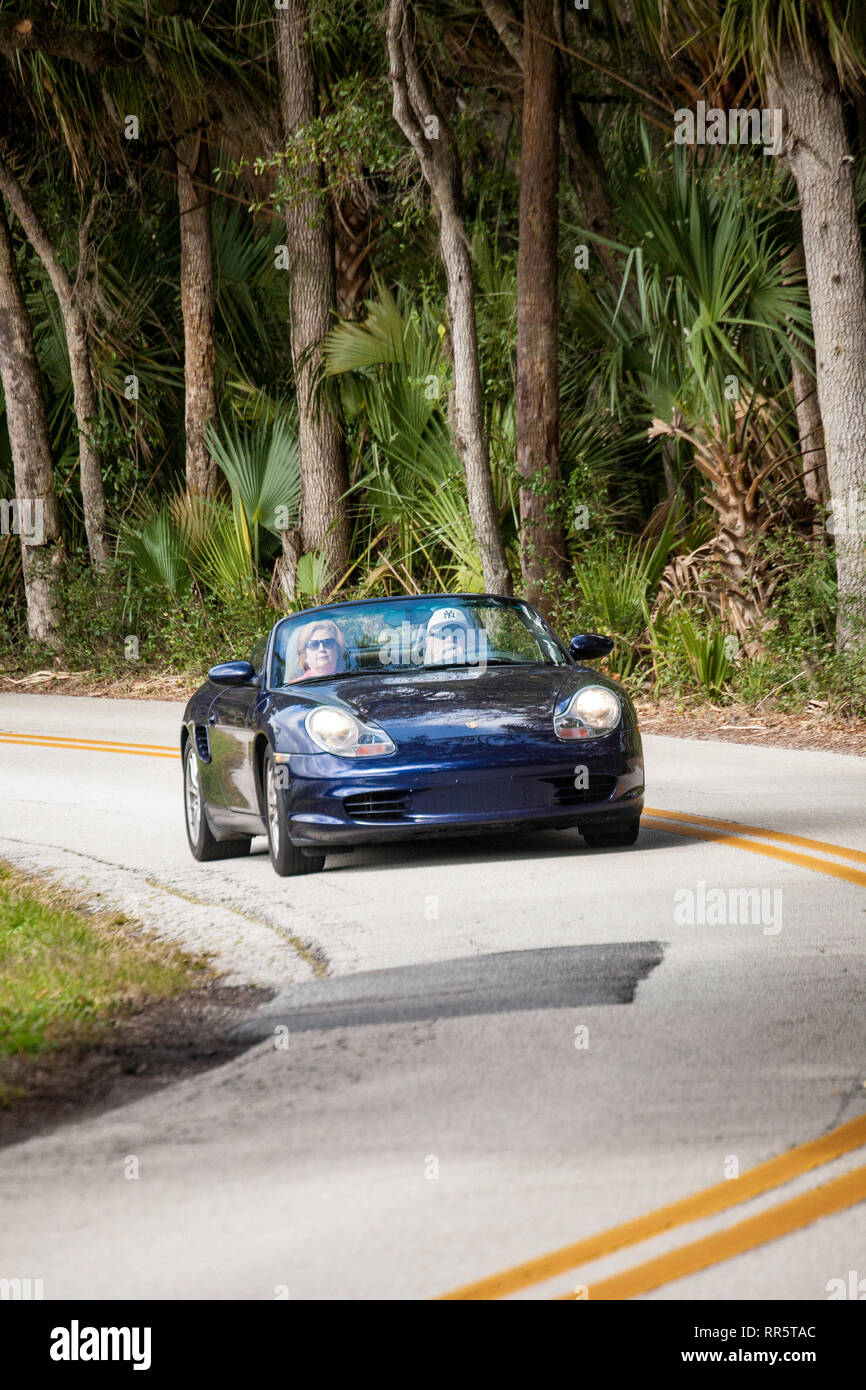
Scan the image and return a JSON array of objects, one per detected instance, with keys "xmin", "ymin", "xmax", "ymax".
[{"xmin": 1, "ymin": 693, "xmax": 865, "ymax": 1300}]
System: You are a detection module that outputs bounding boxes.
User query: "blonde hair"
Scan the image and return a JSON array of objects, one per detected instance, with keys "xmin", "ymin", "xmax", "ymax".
[{"xmin": 295, "ymin": 619, "xmax": 346, "ymax": 672}]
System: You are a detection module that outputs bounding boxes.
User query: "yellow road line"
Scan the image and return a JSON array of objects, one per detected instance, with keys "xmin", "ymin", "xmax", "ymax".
[
  {"xmin": 0, "ymin": 734, "xmax": 180, "ymax": 759},
  {"xmin": 645, "ymin": 805, "xmax": 866, "ymax": 867},
  {"xmin": 642, "ymin": 817, "xmax": 866, "ymax": 889},
  {"xmin": 438, "ymin": 1112, "xmax": 866, "ymax": 1300},
  {"xmin": 554, "ymin": 1164, "xmax": 866, "ymax": 1301},
  {"xmin": 0, "ymin": 731, "xmax": 177, "ymax": 752}
]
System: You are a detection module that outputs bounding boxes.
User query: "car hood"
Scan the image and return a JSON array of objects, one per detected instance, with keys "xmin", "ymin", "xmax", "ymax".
[{"xmin": 285, "ymin": 664, "xmax": 625, "ymax": 739}]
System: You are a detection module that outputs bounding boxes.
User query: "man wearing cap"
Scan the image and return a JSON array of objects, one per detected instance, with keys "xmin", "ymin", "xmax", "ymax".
[{"xmin": 424, "ymin": 607, "xmax": 470, "ymax": 666}]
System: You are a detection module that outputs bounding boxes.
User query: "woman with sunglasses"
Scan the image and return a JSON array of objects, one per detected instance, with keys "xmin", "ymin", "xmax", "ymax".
[{"xmin": 289, "ymin": 619, "xmax": 346, "ymax": 682}]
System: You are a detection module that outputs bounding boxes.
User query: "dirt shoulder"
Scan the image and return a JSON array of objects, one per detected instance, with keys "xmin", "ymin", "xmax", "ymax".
[
  {"xmin": 0, "ymin": 982, "xmax": 271, "ymax": 1149},
  {"xmin": 0, "ymin": 860, "xmax": 273, "ymax": 1149},
  {"xmin": 0, "ymin": 670, "xmax": 198, "ymax": 700},
  {"xmin": 636, "ymin": 698, "xmax": 866, "ymax": 757}
]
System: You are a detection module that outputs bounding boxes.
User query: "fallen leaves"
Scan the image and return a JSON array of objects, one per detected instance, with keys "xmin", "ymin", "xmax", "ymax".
[{"xmin": 636, "ymin": 698, "xmax": 866, "ymax": 757}]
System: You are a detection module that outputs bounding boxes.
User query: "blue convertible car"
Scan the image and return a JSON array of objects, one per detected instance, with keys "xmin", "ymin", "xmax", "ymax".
[{"xmin": 180, "ymin": 594, "xmax": 644, "ymax": 876}]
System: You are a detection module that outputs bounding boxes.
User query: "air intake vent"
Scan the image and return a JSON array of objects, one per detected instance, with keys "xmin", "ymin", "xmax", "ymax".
[
  {"xmin": 548, "ymin": 773, "xmax": 617, "ymax": 807},
  {"xmin": 344, "ymin": 791, "xmax": 410, "ymax": 823},
  {"xmin": 194, "ymin": 725, "xmax": 211, "ymax": 761}
]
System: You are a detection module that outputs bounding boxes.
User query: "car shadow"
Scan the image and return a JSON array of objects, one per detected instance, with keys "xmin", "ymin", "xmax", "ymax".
[{"xmin": 269, "ymin": 820, "xmax": 683, "ymax": 875}]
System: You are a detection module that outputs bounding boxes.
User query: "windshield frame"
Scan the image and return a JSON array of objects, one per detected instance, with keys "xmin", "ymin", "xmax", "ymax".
[{"xmin": 266, "ymin": 595, "xmax": 570, "ymax": 690}]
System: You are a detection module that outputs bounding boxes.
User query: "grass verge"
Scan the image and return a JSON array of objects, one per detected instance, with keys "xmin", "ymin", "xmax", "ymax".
[{"xmin": 0, "ymin": 860, "xmax": 214, "ymax": 1105}]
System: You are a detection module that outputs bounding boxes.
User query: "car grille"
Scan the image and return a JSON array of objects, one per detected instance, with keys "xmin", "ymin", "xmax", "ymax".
[
  {"xmin": 547, "ymin": 773, "xmax": 618, "ymax": 807},
  {"xmin": 344, "ymin": 791, "xmax": 411, "ymax": 823},
  {"xmin": 194, "ymin": 724, "xmax": 211, "ymax": 761}
]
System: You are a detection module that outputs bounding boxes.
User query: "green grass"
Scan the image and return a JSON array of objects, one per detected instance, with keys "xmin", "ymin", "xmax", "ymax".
[{"xmin": 0, "ymin": 862, "xmax": 213, "ymax": 1098}]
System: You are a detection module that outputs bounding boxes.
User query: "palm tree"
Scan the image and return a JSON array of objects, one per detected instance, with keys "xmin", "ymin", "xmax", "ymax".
[
  {"xmin": 322, "ymin": 283, "xmax": 508, "ymax": 590},
  {"xmin": 631, "ymin": 0, "xmax": 866, "ymax": 648},
  {"xmin": 0, "ymin": 153, "xmax": 109, "ymax": 570},
  {"xmin": 386, "ymin": 0, "xmax": 513, "ymax": 596},
  {"xmin": 0, "ymin": 199, "xmax": 63, "ymax": 644},
  {"xmin": 574, "ymin": 136, "xmax": 812, "ymax": 637},
  {"xmin": 515, "ymin": 0, "xmax": 566, "ymax": 612},
  {"xmin": 273, "ymin": 0, "xmax": 351, "ymax": 593}
]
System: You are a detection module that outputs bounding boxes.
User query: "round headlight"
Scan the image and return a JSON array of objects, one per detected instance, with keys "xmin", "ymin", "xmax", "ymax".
[
  {"xmin": 306, "ymin": 707, "xmax": 359, "ymax": 753},
  {"xmin": 572, "ymin": 685, "xmax": 621, "ymax": 731}
]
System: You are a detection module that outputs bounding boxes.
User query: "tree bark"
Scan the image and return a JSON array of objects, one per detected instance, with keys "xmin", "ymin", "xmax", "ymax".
[
  {"xmin": 387, "ymin": 0, "xmax": 512, "ymax": 596},
  {"xmin": 481, "ymin": 0, "xmax": 620, "ymax": 285},
  {"xmin": 0, "ymin": 159, "xmax": 108, "ymax": 569},
  {"xmin": 790, "ymin": 349, "xmax": 829, "ymax": 506},
  {"xmin": 0, "ymin": 199, "xmax": 63, "ymax": 644},
  {"xmin": 516, "ymin": 0, "xmax": 565, "ymax": 612},
  {"xmin": 274, "ymin": 0, "xmax": 351, "ymax": 589},
  {"xmin": 768, "ymin": 45, "xmax": 866, "ymax": 649},
  {"xmin": 176, "ymin": 122, "xmax": 218, "ymax": 498}
]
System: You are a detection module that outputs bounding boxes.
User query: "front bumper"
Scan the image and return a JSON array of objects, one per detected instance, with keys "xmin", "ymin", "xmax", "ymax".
[{"xmin": 282, "ymin": 740, "xmax": 644, "ymax": 847}]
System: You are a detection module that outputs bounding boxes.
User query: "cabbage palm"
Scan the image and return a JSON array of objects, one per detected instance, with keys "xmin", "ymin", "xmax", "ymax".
[
  {"xmin": 205, "ymin": 414, "xmax": 300, "ymax": 571},
  {"xmin": 629, "ymin": 0, "xmax": 866, "ymax": 648},
  {"xmin": 322, "ymin": 284, "xmax": 516, "ymax": 589},
  {"xmin": 573, "ymin": 136, "xmax": 811, "ymax": 633}
]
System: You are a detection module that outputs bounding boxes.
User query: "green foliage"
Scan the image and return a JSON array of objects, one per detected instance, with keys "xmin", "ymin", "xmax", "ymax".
[
  {"xmin": 561, "ymin": 525, "xmax": 679, "ymax": 676},
  {"xmin": 323, "ymin": 282, "xmax": 503, "ymax": 588},
  {"xmin": 570, "ymin": 132, "xmax": 811, "ymax": 439},
  {"xmin": 657, "ymin": 609, "xmax": 733, "ymax": 696},
  {"xmin": 0, "ymin": 861, "xmax": 208, "ymax": 1062},
  {"xmin": 295, "ymin": 550, "xmax": 332, "ymax": 604},
  {"xmin": 124, "ymin": 508, "xmax": 191, "ymax": 599},
  {"xmin": 205, "ymin": 414, "xmax": 300, "ymax": 569}
]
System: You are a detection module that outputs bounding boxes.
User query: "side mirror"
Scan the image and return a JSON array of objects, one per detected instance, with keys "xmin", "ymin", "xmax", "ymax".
[
  {"xmin": 569, "ymin": 633, "xmax": 614, "ymax": 662},
  {"xmin": 208, "ymin": 660, "xmax": 257, "ymax": 686}
]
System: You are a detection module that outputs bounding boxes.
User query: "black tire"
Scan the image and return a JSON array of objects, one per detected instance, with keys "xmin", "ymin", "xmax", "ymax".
[
  {"xmin": 183, "ymin": 742, "xmax": 252, "ymax": 861},
  {"xmin": 263, "ymin": 748, "xmax": 325, "ymax": 877},
  {"xmin": 581, "ymin": 817, "xmax": 640, "ymax": 848}
]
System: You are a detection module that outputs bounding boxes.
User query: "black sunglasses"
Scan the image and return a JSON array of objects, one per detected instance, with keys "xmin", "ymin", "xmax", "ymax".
[{"xmin": 305, "ymin": 637, "xmax": 338, "ymax": 651}]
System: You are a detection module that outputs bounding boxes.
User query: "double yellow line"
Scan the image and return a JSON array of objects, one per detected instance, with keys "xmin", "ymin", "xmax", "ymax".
[
  {"xmin": 0, "ymin": 731, "xmax": 181, "ymax": 760},
  {"xmin": 643, "ymin": 806, "xmax": 866, "ymax": 889},
  {"xmin": 438, "ymin": 810, "xmax": 866, "ymax": 1299},
  {"xmin": 440, "ymin": 1114, "xmax": 866, "ymax": 1299}
]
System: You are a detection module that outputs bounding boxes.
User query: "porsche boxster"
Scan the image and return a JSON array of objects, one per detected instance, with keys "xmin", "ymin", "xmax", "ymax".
[{"xmin": 180, "ymin": 593, "xmax": 644, "ymax": 876}]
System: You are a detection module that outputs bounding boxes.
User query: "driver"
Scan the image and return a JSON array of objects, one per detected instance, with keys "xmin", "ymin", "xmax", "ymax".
[
  {"xmin": 424, "ymin": 607, "xmax": 470, "ymax": 666},
  {"xmin": 290, "ymin": 620, "xmax": 346, "ymax": 682}
]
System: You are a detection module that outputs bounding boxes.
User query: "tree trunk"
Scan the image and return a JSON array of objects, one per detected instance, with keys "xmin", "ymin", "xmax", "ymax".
[
  {"xmin": 65, "ymin": 303, "xmax": 109, "ymax": 567},
  {"xmin": 0, "ymin": 159, "xmax": 108, "ymax": 569},
  {"xmin": 176, "ymin": 125, "xmax": 218, "ymax": 499},
  {"xmin": 768, "ymin": 45, "xmax": 866, "ymax": 649},
  {"xmin": 387, "ymin": 0, "xmax": 512, "ymax": 596},
  {"xmin": 0, "ymin": 199, "xmax": 63, "ymax": 644},
  {"xmin": 274, "ymin": 0, "xmax": 350, "ymax": 587},
  {"xmin": 516, "ymin": 0, "xmax": 565, "ymax": 612},
  {"xmin": 790, "ymin": 350, "xmax": 829, "ymax": 506},
  {"xmin": 481, "ymin": 0, "xmax": 620, "ymax": 287}
]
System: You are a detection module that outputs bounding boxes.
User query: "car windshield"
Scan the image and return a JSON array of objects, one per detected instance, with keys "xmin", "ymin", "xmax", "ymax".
[{"xmin": 270, "ymin": 597, "xmax": 566, "ymax": 686}]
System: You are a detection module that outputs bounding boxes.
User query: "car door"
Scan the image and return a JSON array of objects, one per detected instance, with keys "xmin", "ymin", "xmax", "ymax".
[{"xmin": 208, "ymin": 638, "xmax": 267, "ymax": 815}]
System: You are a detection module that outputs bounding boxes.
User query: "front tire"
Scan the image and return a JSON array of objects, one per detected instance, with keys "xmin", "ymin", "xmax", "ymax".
[
  {"xmin": 264, "ymin": 748, "xmax": 325, "ymax": 877},
  {"xmin": 183, "ymin": 742, "xmax": 251, "ymax": 861},
  {"xmin": 581, "ymin": 817, "xmax": 640, "ymax": 848}
]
